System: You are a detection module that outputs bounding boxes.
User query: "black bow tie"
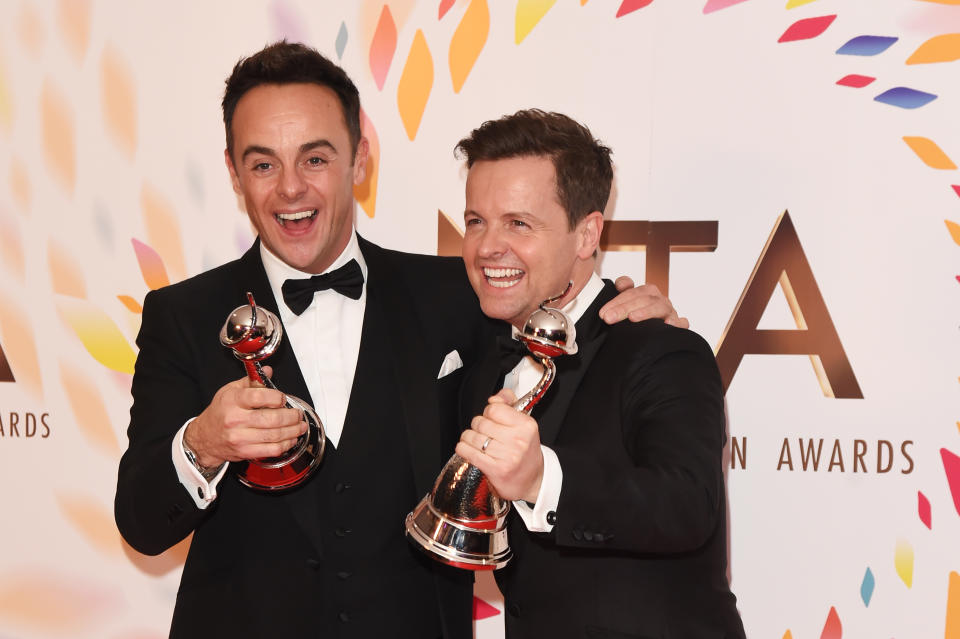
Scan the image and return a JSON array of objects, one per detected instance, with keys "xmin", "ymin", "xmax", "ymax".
[
  {"xmin": 497, "ymin": 335, "xmax": 529, "ymax": 374},
  {"xmin": 281, "ymin": 259, "xmax": 364, "ymax": 315}
]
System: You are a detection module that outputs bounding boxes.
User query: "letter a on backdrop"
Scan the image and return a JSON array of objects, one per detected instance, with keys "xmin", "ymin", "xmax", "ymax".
[{"xmin": 715, "ymin": 211, "xmax": 862, "ymax": 398}]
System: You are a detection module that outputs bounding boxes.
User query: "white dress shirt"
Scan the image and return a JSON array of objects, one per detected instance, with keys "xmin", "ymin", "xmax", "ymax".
[
  {"xmin": 505, "ymin": 273, "xmax": 604, "ymax": 533},
  {"xmin": 173, "ymin": 232, "xmax": 368, "ymax": 507}
]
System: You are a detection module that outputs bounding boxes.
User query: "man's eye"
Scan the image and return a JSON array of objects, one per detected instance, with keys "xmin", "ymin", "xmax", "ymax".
[
  {"xmin": 511, "ymin": 219, "xmax": 527, "ymax": 228},
  {"xmin": 306, "ymin": 156, "xmax": 327, "ymax": 166},
  {"xmin": 253, "ymin": 162, "xmax": 271, "ymax": 171}
]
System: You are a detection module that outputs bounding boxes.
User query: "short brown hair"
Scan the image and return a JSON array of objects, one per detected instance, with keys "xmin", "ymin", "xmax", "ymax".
[
  {"xmin": 222, "ymin": 41, "xmax": 362, "ymax": 161},
  {"xmin": 455, "ymin": 109, "xmax": 613, "ymax": 229}
]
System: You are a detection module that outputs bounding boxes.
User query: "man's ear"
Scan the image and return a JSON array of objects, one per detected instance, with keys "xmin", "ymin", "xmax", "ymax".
[
  {"xmin": 352, "ymin": 137, "xmax": 369, "ymax": 185},
  {"xmin": 224, "ymin": 149, "xmax": 242, "ymax": 195},
  {"xmin": 576, "ymin": 211, "xmax": 604, "ymax": 260}
]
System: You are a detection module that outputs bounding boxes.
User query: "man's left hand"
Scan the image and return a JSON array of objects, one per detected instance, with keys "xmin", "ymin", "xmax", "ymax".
[
  {"xmin": 599, "ymin": 276, "xmax": 689, "ymax": 328},
  {"xmin": 456, "ymin": 388, "xmax": 543, "ymax": 504}
]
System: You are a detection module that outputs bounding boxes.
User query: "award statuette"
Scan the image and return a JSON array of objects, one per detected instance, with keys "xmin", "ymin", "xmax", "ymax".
[
  {"xmin": 219, "ymin": 292, "xmax": 325, "ymax": 491},
  {"xmin": 404, "ymin": 288, "xmax": 578, "ymax": 570}
]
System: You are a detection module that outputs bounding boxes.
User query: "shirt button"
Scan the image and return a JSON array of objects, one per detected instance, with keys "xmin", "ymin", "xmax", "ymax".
[
  {"xmin": 572, "ymin": 529, "xmax": 582, "ymax": 541},
  {"xmin": 583, "ymin": 531, "xmax": 594, "ymax": 541},
  {"xmin": 335, "ymin": 527, "xmax": 351, "ymax": 538},
  {"xmin": 335, "ymin": 482, "xmax": 348, "ymax": 493},
  {"xmin": 507, "ymin": 603, "xmax": 521, "ymax": 618},
  {"xmin": 546, "ymin": 511, "xmax": 557, "ymax": 525},
  {"xmin": 196, "ymin": 487, "xmax": 204, "ymax": 499},
  {"xmin": 306, "ymin": 559, "xmax": 320, "ymax": 570},
  {"xmin": 336, "ymin": 570, "xmax": 352, "ymax": 580},
  {"xmin": 338, "ymin": 611, "xmax": 350, "ymax": 623}
]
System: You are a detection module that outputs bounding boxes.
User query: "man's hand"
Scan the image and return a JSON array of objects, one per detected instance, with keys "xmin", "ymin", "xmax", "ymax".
[
  {"xmin": 183, "ymin": 366, "xmax": 307, "ymax": 468},
  {"xmin": 599, "ymin": 276, "xmax": 689, "ymax": 328},
  {"xmin": 456, "ymin": 389, "xmax": 544, "ymax": 503}
]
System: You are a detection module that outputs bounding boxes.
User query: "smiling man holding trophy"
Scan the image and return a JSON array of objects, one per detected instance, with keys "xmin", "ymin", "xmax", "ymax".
[{"xmin": 438, "ymin": 110, "xmax": 746, "ymax": 638}]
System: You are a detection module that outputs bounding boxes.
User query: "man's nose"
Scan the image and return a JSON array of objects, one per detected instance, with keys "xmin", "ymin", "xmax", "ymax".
[
  {"xmin": 277, "ymin": 167, "xmax": 307, "ymax": 200},
  {"xmin": 476, "ymin": 227, "xmax": 508, "ymax": 257}
]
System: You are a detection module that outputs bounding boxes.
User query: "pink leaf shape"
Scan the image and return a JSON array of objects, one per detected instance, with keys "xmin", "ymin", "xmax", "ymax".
[
  {"xmin": 820, "ymin": 606, "xmax": 842, "ymax": 639},
  {"xmin": 941, "ymin": 448, "xmax": 960, "ymax": 517},
  {"xmin": 703, "ymin": 0, "xmax": 751, "ymax": 13},
  {"xmin": 779, "ymin": 15, "xmax": 837, "ymax": 43},
  {"xmin": 918, "ymin": 490, "xmax": 932, "ymax": 529},
  {"xmin": 370, "ymin": 5, "xmax": 397, "ymax": 91},
  {"xmin": 836, "ymin": 74, "xmax": 874, "ymax": 88},
  {"xmin": 439, "ymin": 0, "xmax": 456, "ymax": 19},
  {"xmin": 617, "ymin": 0, "xmax": 654, "ymax": 17}
]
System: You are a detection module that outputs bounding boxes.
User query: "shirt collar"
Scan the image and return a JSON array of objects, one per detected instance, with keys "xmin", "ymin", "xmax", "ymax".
[
  {"xmin": 511, "ymin": 272, "xmax": 604, "ymax": 337},
  {"xmin": 259, "ymin": 230, "xmax": 368, "ymax": 293}
]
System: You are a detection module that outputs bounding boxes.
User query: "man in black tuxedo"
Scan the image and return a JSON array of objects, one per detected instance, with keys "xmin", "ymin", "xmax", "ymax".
[
  {"xmin": 114, "ymin": 43, "xmax": 682, "ymax": 638},
  {"xmin": 455, "ymin": 110, "xmax": 746, "ymax": 638}
]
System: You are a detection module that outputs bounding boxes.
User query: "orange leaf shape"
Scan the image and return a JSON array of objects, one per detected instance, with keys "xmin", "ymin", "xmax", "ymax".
[
  {"xmin": 57, "ymin": 494, "xmax": 123, "ymax": 555},
  {"xmin": 450, "ymin": 0, "xmax": 489, "ymax": 93},
  {"xmin": 18, "ymin": 4, "xmax": 45, "ymax": 57},
  {"xmin": 907, "ymin": 33, "xmax": 960, "ymax": 64},
  {"xmin": 916, "ymin": 0, "xmax": 960, "ymax": 4},
  {"xmin": 516, "ymin": 0, "xmax": 557, "ymax": 44},
  {"xmin": 0, "ymin": 571, "xmax": 121, "ymax": 631},
  {"xmin": 947, "ymin": 571, "xmax": 960, "ymax": 639},
  {"xmin": 60, "ymin": 361, "xmax": 121, "ymax": 456},
  {"xmin": 132, "ymin": 238, "xmax": 171, "ymax": 290},
  {"xmin": 10, "ymin": 161, "xmax": 29, "ymax": 212},
  {"xmin": 0, "ymin": 214, "xmax": 25, "ymax": 283},
  {"xmin": 782, "ymin": 632, "xmax": 793, "ymax": 639},
  {"xmin": 354, "ymin": 109, "xmax": 379, "ymax": 218},
  {"xmin": 0, "ymin": 54, "xmax": 12, "ymax": 133},
  {"xmin": 42, "ymin": 79, "xmax": 76, "ymax": 194},
  {"xmin": 101, "ymin": 45, "xmax": 138, "ymax": 159},
  {"xmin": 397, "ymin": 30, "xmax": 434, "ymax": 141},
  {"xmin": 903, "ymin": 136, "xmax": 957, "ymax": 169},
  {"xmin": 0, "ymin": 299, "xmax": 43, "ymax": 396},
  {"xmin": 369, "ymin": 5, "xmax": 398, "ymax": 91},
  {"xmin": 946, "ymin": 220, "xmax": 960, "ymax": 246},
  {"xmin": 438, "ymin": 210, "xmax": 464, "ymax": 257},
  {"xmin": 57, "ymin": 296, "xmax": 137, "ymax": 374},
  {"xmin": 117, "ymin": 294, "xmax": 143, "ymax": 313},
  {"xmin": 48, "ymin": 237, "xmax": 87, "ymax": 298},
  {"xmin": 58, "ymin": 0, "xmax": 92, "ymax": 61},
  {"xmin": 141, "ymin": 183, "xmax": 187, "ymax": 283}
]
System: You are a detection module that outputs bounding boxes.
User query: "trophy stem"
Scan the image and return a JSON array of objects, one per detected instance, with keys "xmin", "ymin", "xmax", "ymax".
[{"xmin": 513, "ymin": 358, "xmax": 555, "ymax": 415}]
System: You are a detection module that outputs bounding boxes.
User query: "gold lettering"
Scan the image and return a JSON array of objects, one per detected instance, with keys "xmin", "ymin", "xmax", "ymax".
[
  {"xmin": 853, "ymin": 439, "xmax": 867, "ymax": 472},
  {"xmin": 730, "ymin": 436, "xmax": 746, "ymax": 469},
  {"xmin": 901, "ymin": 441, "xmax": 914, "ymax": 474},
  {"xmin": 715, "ymin": 211, "xmax": 862, "ymax": 398},
  {"xmin": 798, "ymin": 438, "xmax": 824, "ymax": 471},
  {"xmin": 876, "ymin": 440, "xmax": 893, "ymax": 473},
  {"xmin": 777, "ymin": 437, "xmax": 793, "ymax": 470},
  {"xmin": 828, "ymin": 440, "xmax": 845, "ymax": 472}
]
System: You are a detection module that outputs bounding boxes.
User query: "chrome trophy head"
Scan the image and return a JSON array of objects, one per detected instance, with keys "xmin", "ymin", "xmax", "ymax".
[
  {"xmin": 405, "ymin": 285, "xmax": 578, "ymax": 570},
  {"xmin": 220, "ymin": 292, "xmax": 325, "ymax": 491}
]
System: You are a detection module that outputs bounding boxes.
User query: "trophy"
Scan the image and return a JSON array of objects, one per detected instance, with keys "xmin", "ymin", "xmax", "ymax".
[
  {"xmin": 405, "ymin": 287, "xmax": 578, "ymax": 570},
  {"xmin": 219, "ymin": 292, "xmax": 325, "ymax": 491}
]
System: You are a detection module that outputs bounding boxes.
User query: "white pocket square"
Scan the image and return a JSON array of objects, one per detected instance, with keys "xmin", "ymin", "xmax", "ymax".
[{"xmin": 437, "ymin": 350, "xmax": 463, "ymax": 379}]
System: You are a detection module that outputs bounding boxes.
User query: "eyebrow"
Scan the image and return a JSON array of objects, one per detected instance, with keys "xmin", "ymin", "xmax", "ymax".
[{"xmin": 240, "ymin": 139, "xmax": 337, "ymax": 162}]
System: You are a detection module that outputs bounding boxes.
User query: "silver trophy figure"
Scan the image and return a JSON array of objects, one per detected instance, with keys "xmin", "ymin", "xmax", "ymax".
[
  {"xmin": 219, "ymin": 292, "xmax": 325, "ymax": 491},
  {"xmin": 405, "ymin": 287, "xmax": 578, "ymax": 570}
]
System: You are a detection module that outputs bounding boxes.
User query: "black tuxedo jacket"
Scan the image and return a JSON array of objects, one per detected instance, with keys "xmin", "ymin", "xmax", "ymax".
[
  {"xmin": 115, "ymin": 237, "xmax": 493, "ymax": 638},
  {"xmin": 461, "ymin": 282, "xmax": 746, "ymax": 639}
]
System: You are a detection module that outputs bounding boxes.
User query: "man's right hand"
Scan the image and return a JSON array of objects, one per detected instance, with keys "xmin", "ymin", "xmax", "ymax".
[{"xmin": 183, "ymin": 366, "xmax": 307, "ymax": 467}]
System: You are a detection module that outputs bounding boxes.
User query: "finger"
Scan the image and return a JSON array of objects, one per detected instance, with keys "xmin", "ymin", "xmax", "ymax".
[
  {"xmin": 490, "ymin": 388, "xmax": 516, "ymax": 404},
  {"xmin": 260, "ymin": 365, "xmax": 274, "ymax": 379},
  {"xmin": 613, "ymin": 275, "xmax": 635, "ymax": 291},
  {"xmin": 666, "ymin": 316, "xmax": 691, "ymax": 330},
  {"xmin": 239, "ymin": 387, "xmax": 289, "ymax": 410}
]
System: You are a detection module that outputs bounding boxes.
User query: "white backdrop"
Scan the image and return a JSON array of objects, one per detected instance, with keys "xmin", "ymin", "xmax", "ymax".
[{"xmin": 1, "ymin": 1, "xmax": 959, "ymax": 637}]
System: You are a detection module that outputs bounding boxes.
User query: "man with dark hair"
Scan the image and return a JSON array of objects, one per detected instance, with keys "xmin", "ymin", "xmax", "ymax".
[
  {"xmin": 455, "ymin": 110, "xmax": 746, "ymax": 638},
  {"xmin": 114, "ymin": 43, "xmax": 683, "ymax": 637}
]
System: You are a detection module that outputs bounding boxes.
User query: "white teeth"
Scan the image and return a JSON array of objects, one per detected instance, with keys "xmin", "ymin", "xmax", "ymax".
[
  {"xmin": 482, "ymin": 267, "xmax": 523, "ymax": 278},
  {"xmin": 276, "ymin": 210, "xmax": 317, "ymax": 221},
  {"xmin": 489, "ymin": 280, "xmax": 518, "ymax": 288}
]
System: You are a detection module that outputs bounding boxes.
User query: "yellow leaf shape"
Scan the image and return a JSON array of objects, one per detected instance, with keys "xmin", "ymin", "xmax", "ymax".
[
  {"xmin": 60, "ymin": 361, "xmax": 121, "ymax": 455},
  {"xmin": 786, "ymin": 0, "xmax": 818, "ymax": 7},
  {"xmin": 132, "ymin": 238, "xmax": 171, "ymax": 290},
  {"xmin": 0, "ymin": 571, "xmax": 120, "ymax": 631},
  {"xmin": 947, "ymin": 571, "xmax": 960, "ymax": 639},
  {"xmin": 0, "ymin": 299, "xmax": 42, "ymax": 396},
  {"xmin": 57, "ymin": 296, "xmax": 137, "ymax": 374},
  {"xmin": 516, "ymin": 0, "xmax": 557, "ymax": 44},
  {"xmin": 101, "ymin": 45, "xmax": 138, "ymax": 159},
  {"xmin": 48, "ymin": 237, "xmax": 87, "ymax": 298},
  {"xmin": 907, "ymin": 33, "xmax": 960, "ymax": 64},
  {"xmin": 354, "ymin": 108, "xmax": 379, "ymax": 218},
  {"xmin": 117, "ymin": 294, "xmax": 143, "ymax": 313},
  {"xmin": 0, "ymin": 215, "xmax": 24, "ymax": 283},
  {"xmin": 903, "ymin": 136, "xmax": 957, "ymax": 170},
  {"xmin": 42, "ymin": 79, "xmax": 76, "ymax": 194},
  {"xmin": 894, "ymin": 538, "xmax": 914, "ymax": 588},
  {"xmin": 18, "ymin": 3, "xmax": 45, "ymax": 57},
  {"xmin": 10, "ymin": 160, "xmax": 29, "ymax": 212},
  {"xmin": 57, "ymin": 494, "xmax": 123, "ymax": 555},
  {"xmin": 946, "ymin": 220, "xmax": 960, "ymax": 246},
  {"xmin": 58, "ymin": 0, "xmax": 92, "ymax": 61},
  {"xmin": 397, "ymin": 30, "xmax": 434, "ymax": 141},
  {"xmin": 0, "ymin": 54, "xmax": 12, "ymax": 133},
  {"xmin": 141, "ymin": 183, "xmax": 187, "ymax": 283},
  {"xmin": 450, "ymin": 0, "xmax": 489, "ymax": 93}
]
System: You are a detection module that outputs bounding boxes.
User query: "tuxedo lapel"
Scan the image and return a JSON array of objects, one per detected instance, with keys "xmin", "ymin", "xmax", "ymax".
[
  {"xmin": 460, "ymin": 324, "xmax": 510, "ymax": 423},
  {"xmin": 531, "ymin": 282, "xmax": 617, "ymax": 447}
]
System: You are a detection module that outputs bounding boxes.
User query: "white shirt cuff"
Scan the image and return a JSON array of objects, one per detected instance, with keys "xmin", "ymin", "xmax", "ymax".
[
  {"xmin": 512, "ymin": 444, "xmax": 562, "ymax": 533},
  {"xmin": 172, "ymin": 418, "xmax": 228, "ymax": 509}
]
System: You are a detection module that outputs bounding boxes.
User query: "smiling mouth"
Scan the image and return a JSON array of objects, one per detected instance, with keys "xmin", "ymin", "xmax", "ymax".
[
  {"xmin": 275, "ymin": 209, "xmax": 318, "ymax": 227},
  {"xmin": 483, "ymin": 267, "xmax": 524, "ymax": 288}
]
